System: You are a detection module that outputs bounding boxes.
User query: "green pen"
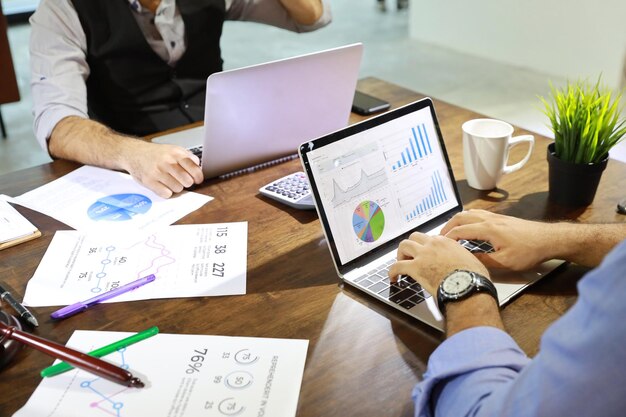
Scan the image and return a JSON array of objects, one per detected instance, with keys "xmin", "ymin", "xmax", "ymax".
[{"xmin": 40, "ymin": 326, "xmax": 159, "ymax": 378}]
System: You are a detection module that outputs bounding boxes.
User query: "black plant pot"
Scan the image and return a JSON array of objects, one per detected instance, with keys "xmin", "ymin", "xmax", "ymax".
[{"xmin": 547, "ymin": 143, "xmax": 608, "ymax": 206}]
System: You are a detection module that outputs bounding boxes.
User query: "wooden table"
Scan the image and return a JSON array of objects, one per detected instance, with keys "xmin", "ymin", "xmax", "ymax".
[{"xmin": 1, "ymin": 78, "xmax": 625, "ymax": 416}]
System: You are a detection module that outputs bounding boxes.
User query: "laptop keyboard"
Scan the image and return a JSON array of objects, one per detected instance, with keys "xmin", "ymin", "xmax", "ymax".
[
  {"xmin": 354, "ymin": 259, "xmax": 430, "ymax": 310},
  {"xmin": 188, "ymin": 145, "xmax": 203, "ymax": 160},
  {"xmin": 353, "ymin": 240, "xmax": 494, "ymax": 310},
  {"xmin": 458, "ymin": 239, "xmax": 495, "ymax": 253}
]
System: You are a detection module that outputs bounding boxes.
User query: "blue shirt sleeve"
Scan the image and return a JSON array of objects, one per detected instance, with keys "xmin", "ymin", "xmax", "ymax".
[{"xmin": 413, "ymin": 239, "xmax": 626, "ymax": 417}]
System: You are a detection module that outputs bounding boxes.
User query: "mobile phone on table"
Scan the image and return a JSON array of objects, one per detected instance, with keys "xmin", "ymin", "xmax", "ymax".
[{"xmin": 352, "ymin": 91, "xmax": 391, "ymax": 115}]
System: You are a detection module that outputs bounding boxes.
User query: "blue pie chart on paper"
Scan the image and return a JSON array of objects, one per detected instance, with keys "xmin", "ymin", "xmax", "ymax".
[{"xmin": 87, "ymin": 194, "xmax": 152, "ymax": 221}]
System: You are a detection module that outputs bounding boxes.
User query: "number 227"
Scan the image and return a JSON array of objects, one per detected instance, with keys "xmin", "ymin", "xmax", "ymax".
[{"xmin": 212, "ymin": 262, "xmax": 225, "ymax": 277}]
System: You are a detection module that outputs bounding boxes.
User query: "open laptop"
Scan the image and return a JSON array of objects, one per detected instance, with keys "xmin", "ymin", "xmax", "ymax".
[
  {"xmin": 298, "ymin": 98, "xmax": 564, "ymax": 330},
  {"xmin": 152, "ymin": 43, "xmax": 363, "ymax": 178}
]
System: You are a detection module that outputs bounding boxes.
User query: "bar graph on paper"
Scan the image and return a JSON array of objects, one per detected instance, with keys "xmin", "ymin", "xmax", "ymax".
[
  {"xmin": 405, "ymin": 170, "xmax": 448, "ymax": 221},
  {"xmin": 390, "ymin": 124, "xmax": 433, "ymax": 171}
]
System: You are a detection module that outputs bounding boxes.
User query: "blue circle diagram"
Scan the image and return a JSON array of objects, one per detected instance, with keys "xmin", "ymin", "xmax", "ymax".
[{"xmin": 87, "ymin": 194, "xmax": 152, "ymax": 221}]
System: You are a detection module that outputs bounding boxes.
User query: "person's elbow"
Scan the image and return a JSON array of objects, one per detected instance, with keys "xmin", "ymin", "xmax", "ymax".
[{"xmin": 293, "ymin": 2, "xmax": 325, "ymax": 26}]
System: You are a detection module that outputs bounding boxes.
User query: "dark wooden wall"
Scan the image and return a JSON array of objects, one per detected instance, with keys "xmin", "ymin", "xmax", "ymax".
[{"xmin": 0, "ymin": 0, "xmax": 20, "ymax": 106}]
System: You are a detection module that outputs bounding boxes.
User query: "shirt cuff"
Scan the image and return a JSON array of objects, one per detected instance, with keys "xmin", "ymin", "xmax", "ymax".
[{"xmin": 412, "ymin": 326, "xmax": 530, "ymax": 417}]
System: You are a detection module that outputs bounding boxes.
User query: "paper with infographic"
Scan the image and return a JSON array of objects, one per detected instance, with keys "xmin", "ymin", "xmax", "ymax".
[
  {"xmin": 12, "ymin": 165, "xmax": 212, "ymax": 231},
  {"xmin": 14, "ymin": 331, "xmax": 309, "ymax": 417},
  {"xmin": 23, "ymin": 223, "xmax": 247, "ymax": 307}
]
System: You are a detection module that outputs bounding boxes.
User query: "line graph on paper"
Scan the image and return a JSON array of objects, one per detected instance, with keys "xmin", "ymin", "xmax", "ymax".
[
  {"xmin": 24, "ymin": 223, "xmax": 249, "ymax": 308},
  {"xmin": 79, "ymin": 348, "xmax": 131, "ymax": 417},
  {"xmin": 126, "ymin": 234, "xmax": 177, "ymax": 279},
  {"xmin": 82, "ymin": 234, "xmax": 177, "ymax": 294}
]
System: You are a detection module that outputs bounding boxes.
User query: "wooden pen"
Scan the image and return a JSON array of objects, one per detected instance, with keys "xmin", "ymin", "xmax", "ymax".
[{"xmin": 0, "ymin": 320, "xmax": 144, "ymax": 388}]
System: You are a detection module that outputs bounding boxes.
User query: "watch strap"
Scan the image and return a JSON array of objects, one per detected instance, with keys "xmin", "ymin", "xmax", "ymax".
[{"xmin": 436, "ymin": 270, "xmax": 498, "ymax": 314}]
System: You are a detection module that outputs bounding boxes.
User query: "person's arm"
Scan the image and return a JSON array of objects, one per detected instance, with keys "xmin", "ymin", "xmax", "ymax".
[
  {"xmin": 388, "ymin": 233, "xmax": 503, "ymax": 337},
  {"xmin": 226, "ymin": 0, "xmax": 331, "ymax": 32},
  {"xmin": 276, "ymin": 0, "xmax": 323, "ymax": 25},
  {"xmin": 441, "ymin": 209, "xmax": 626, "ymax": 270},
  {"xmin": 410, "ymin": 240, "xmax": 626, "ymax": 417},
  {"xmin": 50, "ymin": 117, "xmax": 203, "ymax": 198},
  {"xmin": 30, "ymin": 0, "xmax": 202, "ymax": 198},
  {"xmin": 30, "ymin": 0, "xmax": 91, "ymax": 154}
]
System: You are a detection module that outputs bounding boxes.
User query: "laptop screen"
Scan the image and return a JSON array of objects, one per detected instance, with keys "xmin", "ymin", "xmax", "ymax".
[{"xmin": 300, "ymin": 98, "xmax": 462, "ymax": 268}]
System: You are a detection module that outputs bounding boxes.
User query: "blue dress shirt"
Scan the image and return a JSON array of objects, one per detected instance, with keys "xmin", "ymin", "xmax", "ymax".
[{"xmin": 413, "ymin": 239, "xmax": 626, "ymax": 417}]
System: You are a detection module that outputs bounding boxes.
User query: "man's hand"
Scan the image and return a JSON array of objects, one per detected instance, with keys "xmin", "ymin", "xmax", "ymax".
[
  {"xmin": 121, "ymin": 141, "xmax": 203, "ymax": 198},
  {"xmin": 441, "ymin": 210, "xmax": 550, "ymax": 271},
  {"xmin": 388, "ymin": 232, "xmax": 489, "ymax": 296},
  {"xmin": 442, "ymin": 209, "xmax": 626, "ymax": 269},
  {"xmin": 389, "ymin": 232, "xmax": 503, "ymax": 337}
]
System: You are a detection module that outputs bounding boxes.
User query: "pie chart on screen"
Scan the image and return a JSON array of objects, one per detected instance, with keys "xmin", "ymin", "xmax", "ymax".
[
  {"xmin": 353, "ymin": 200, "xmax": 385, "ymax": 243},
  {"xmin": 87, "ymin": 194, "xmax": 152, "ymax": 221}
]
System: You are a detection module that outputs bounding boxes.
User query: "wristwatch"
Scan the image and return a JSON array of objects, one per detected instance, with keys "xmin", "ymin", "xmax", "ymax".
[{"xmin": 436, "ymin": 269, "xmax": 498, "ymax": 314}]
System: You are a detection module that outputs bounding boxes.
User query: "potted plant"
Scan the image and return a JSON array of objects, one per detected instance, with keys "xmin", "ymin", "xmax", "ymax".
[{"xmin": 540, "ymin": 78, "xmax": 626, "ymax": 206}]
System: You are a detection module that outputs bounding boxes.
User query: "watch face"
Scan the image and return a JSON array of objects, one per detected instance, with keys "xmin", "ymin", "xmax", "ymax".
[{"xmin": 442, "ymin": 271, "xmax": 473, "ymax": 296}]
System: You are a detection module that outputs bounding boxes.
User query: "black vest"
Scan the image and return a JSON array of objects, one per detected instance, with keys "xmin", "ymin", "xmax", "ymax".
[{"xmin": 71, "ymin": 0, "xmax": 225, "ymax": 136}]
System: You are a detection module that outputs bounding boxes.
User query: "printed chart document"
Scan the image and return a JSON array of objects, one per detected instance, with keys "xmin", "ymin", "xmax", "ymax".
[
  {"xmin": 13, "ymin": 166, "xmax": 212, "ymax": 231},
  {"xmin": 23, "ymin": 223, "xmax": 247, "ymax": 307},
  {"xmin": 0, "ymin": 199, "xmax": 41, "ymax": 250},
  {"xmin": 14, "ymin": 331, "xmax": 309, "ymax": 417}
]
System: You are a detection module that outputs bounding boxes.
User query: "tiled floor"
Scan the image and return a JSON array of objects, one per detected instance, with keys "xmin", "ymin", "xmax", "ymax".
[{"xmin": 0, "ymin": 1, "xmax": 567, "ymax": 177}]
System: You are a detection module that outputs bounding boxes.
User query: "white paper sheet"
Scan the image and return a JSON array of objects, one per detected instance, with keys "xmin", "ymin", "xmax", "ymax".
[
  {"xmin": 23, "ymin": 223, "xmax": 247, "ymax": 307},
  {"xmin": 13, "ymin": 166, "xmax": 212, "ymax": 231},
  {"xmin": 14, "ymin": 331, "xmax": 309, "ymax": 417},
  {"xmin": 0, "ymin": 199, "xmax": 38, "ymax": 243}
]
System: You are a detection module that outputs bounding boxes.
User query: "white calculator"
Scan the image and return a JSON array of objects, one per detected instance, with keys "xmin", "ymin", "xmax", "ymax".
[{"xmin": 259, "ymin": 172, "xmax": 315, "ymax": 210}]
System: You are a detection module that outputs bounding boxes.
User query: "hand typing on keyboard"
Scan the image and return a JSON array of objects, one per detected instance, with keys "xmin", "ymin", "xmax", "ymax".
[
  {"xmin": 388, "ymin": 232, "xmax": 489, "ymax": 297},
  {"xmin": 441, "ymin": 209, "xmax": 550, "ymax": 271},
  {"xmin": 354, "ymin": 259, "xmax": 429, "ymax": 311}
]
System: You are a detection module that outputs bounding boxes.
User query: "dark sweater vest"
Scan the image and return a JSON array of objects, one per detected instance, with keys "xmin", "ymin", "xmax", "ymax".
[{"xmin": 71, "ymin": 0, "xmax": 225, "ymax": 136}]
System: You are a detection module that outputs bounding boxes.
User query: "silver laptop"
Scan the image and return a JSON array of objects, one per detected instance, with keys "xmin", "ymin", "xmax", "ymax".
[
  {"xmin": 152, "ymin": 43, "xmax": 363, "ymax": 178},
  {"xmin": 298, "ymin": 98, "xmax": 563, "ymax": 330}
]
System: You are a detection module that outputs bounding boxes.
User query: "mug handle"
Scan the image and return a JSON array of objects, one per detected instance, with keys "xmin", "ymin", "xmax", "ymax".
[{"xmin": 503, "ymin": 135, "xmax": 534, "ymax": 174}]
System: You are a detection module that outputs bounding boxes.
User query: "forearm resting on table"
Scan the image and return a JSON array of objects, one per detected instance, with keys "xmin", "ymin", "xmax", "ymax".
[
  {"xmin": 48, "ymin": 116, "xmax": 141, "ymax": 173},
  {"xmin": 540, "ymin": 223, "xmax": 626, "ymax": 267},
  {"xmin": 49, "ymin": 116, "xmax": 203, "ymax": 198}
]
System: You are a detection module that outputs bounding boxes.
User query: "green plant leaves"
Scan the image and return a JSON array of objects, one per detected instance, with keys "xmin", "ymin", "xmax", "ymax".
[{"xmin": 540, "ymin": 77, "xmax": 626, "ymax": 164}]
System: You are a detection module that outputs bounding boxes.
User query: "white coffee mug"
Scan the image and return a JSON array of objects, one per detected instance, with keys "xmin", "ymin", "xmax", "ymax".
[{"xmin": 462, "ymin": 119, "xmax": 534, "ymax": 190}]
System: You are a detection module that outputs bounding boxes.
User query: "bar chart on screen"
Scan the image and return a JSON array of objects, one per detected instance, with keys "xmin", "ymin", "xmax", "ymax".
[
  {"xmin": 378, "ymin": 117, "xmax": 455, "ymax": 225},
  {"xmin": 404, "ymin": 170, "xmax": 448, "ymax": 221},
  {"xmin": 389, "ymin": 123, "xmax": 434, "ymax": 171},
  {"xmin": 391, "ymin": 160, "xmax": 454, "ymax": 225}
]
